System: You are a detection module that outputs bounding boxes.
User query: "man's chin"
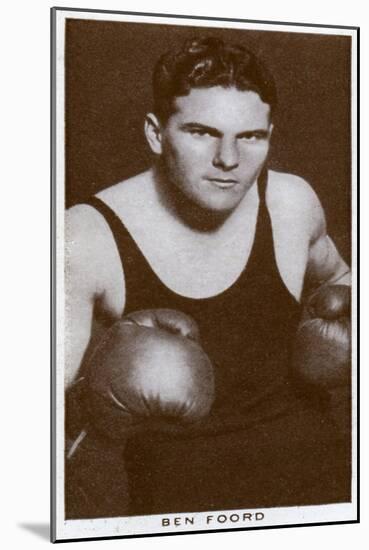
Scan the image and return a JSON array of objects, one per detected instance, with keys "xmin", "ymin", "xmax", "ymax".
[
  {"xmin": 194, "ymin": 195, "xmax": 242, "ymax": 216},
  {"xmin": 180, "ymin": 195, "xmax": 241, "ymax": 231}
]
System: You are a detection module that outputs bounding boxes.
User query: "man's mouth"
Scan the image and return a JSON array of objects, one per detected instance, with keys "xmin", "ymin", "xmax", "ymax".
[{"xmin": 206, "ymin": 177, "xmax": 238, "ymax": 189}]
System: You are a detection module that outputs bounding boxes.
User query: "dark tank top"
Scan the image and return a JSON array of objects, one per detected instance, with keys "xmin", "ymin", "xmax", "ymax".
[
  {"xmin": 84, "ymin": 169, "xmax": 302, "ymax": 433},
  {"xmin": 82, "ymin": 170, "xmax": 351, "ymax": 514}
]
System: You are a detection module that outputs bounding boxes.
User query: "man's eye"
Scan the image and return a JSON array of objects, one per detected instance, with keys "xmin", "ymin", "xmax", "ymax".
[
  {"xmin": 191, "ymin": 129, "xmax": 211, "ymax": 137},
  {"xmin": 239, "ymin": 132, "xmax": 267, "ymax": 142}
]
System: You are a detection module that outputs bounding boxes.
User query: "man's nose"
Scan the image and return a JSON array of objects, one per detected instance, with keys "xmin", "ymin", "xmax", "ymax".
[{"xmin": 213, "ymin": 138, "xmax": 239, "ymax": 170}]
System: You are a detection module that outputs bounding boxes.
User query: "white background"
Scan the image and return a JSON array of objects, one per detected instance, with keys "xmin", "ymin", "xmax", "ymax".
[{"xmin": 1, "ymin": 0, "xmax": 366, "ymax": 548}]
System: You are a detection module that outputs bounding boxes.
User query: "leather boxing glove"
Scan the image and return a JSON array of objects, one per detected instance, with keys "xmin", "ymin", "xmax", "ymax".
[
  {"xmin": 84, "ymin": 309, "xmax": 215, "ymax": 440},
  {"xmin": 292, "ymin": 284, "xmax": 351, "ymax": 389}
]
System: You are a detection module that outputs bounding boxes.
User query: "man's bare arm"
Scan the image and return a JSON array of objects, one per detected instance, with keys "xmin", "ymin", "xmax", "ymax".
[
  {"xmin": 305, "ymin": 194, "xmax": 351, "ymax": 292},
  {"xmin": 65, "ymin": 206, "xmax": 99, "ymax": 389},
  {"xmin": 65, "ymin": 204, "xmax": 126, "ymax": 389}
]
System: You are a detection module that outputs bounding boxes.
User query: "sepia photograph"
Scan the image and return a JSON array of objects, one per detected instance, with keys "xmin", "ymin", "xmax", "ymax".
[{"xmin": 51, "ymin": 7, "xmax": 358, "ymax": 542}]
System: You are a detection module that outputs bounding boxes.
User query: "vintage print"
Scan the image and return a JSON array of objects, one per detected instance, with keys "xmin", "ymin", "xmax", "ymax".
[{"xmin": 51, "ymin": 8, "xmax": 358, "ymax": 542}]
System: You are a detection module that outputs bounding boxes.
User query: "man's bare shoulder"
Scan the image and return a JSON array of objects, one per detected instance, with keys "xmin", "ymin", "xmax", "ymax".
[
  {"xmin": 66, "ymin": 170, "xmax": 150, "ymax": 240},
  {"xmin": 66, "ymin": 202, "xmax": 114, "ymax": 252},
  {"xmin": 267, "ymin": 169, "xmax": 320, "ymax": 205},
  {"xmin": 96, "ymin": 170, "xmax": 153, "ymax": 215},
  {"xmin": 267, "ymin": 170, "xmax": 325, "ymax": 239}
]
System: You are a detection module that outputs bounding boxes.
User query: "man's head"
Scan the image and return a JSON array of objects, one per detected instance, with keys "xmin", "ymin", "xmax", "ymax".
[{"xmin": 145, "ymin": 37, "xmax": 276, "ymax": 217}]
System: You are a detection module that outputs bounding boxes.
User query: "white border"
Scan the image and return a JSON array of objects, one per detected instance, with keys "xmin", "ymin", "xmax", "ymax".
[
  {"xmin": 53, "ymin": 8, "xmax": 358, "ymax": 542},
  {"xmin": 61, "ymin": 503, "xmax": 356, "ymax": 540},
  {"xmin": 54, "ymin": 7, "xmax": 67, "ymax": 536},
  {"xmin": 56, "ymin": 8, "xmax": 357, "ymax": 36},
  {"xmin": 350, "ymin": 30, "xmax": 358, "ymax": 517}
]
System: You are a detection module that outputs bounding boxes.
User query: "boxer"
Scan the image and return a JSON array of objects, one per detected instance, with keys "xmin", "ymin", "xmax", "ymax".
[{"xmin": 65, "ymin": 37, "xmax": 351, "ymax": 516}]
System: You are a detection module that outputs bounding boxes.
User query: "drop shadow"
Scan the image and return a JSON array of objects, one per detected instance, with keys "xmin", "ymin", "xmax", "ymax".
[{"xmin": 18, "ymin": 523, "xmax": 49, "ymax": 541}]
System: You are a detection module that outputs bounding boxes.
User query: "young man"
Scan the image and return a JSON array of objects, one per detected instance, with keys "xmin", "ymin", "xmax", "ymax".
[{"xmin": 65, "ymin": 37, "xmax": 351, "ymax": 515}]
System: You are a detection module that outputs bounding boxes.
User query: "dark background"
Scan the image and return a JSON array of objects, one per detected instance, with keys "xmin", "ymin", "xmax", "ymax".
[{"xmin": 65, "ymin": 19, "xmax": 352, "ymax": 262}]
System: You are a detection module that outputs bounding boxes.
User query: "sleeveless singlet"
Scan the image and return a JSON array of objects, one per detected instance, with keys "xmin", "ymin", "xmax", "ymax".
[
  {"xmin": 81, "ymin": 170, "xmax": 350, "ymax": 514},
  {"xmin": 85, "ymin": 170, "xmax": 301, "ymax": 428}
]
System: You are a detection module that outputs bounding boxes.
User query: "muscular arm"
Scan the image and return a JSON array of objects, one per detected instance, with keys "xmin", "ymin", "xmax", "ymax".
[
  {"xmin": 65, "ymin": 205, "xmax": 125, "ymax": 389},
  {"xmin": 65, "ymin": 206, "xmax": 99, "ymax": 389},
  {"xmin": 305, "ymin": 191, "xmax": 351, "ymax": 292}
]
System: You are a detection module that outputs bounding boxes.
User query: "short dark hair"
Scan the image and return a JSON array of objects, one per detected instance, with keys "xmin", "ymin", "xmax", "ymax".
[{"xmin": 153, "ymin": 36, "xmax": 277, "ymax": 123}]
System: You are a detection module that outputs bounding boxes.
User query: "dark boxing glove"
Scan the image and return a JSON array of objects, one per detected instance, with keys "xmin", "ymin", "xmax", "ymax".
[
  {"xmin": 85, "ymin": 309, "xmax": 215, "ymax": 439},
  {"xmin": 292, "ymin": 284, "xmax": 351, "ymax": 389}
]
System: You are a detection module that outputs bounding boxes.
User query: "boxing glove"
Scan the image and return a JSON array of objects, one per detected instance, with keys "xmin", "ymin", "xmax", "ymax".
[
  {"xmin": 84, "ymin": 309, "xmax": 215, "ymax": 440},
  {"xmin": 292, "ymin": 284, "xmax": 351, "ymax": 389}
]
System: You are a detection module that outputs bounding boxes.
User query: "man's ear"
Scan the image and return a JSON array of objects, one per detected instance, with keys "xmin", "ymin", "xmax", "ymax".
[
  {"xmin": 268, "ymin": 123, "xmax": 274, "ymax": 139},
  {"xmin": 144, "ymin": 113, "xmax": 163, "ymax": 155}
]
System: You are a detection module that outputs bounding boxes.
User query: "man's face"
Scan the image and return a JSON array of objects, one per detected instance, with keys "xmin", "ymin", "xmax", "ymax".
[{"xmin": 158, "ymin": 86, "xmax": 272, "ymax": 213}]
